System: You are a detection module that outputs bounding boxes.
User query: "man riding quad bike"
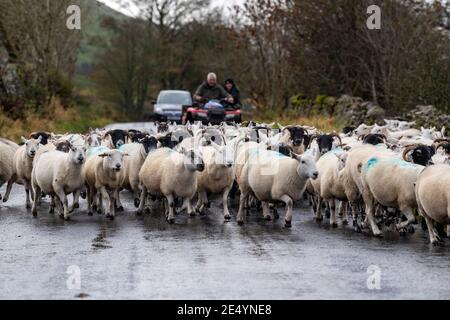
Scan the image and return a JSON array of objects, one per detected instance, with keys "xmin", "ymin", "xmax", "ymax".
[{"xmin": 182, "ymin": 73, "xmax": 242, "ymax": 125}]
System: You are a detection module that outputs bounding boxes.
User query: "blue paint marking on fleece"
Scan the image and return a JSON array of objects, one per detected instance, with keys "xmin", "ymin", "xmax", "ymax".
[
  {"xmin": 248, "ymin": 148, "xmax": 287, "ymax": 159},
  {"xmin": 87, "ymin": 146, "xmax": 110, "ymax": 158}
]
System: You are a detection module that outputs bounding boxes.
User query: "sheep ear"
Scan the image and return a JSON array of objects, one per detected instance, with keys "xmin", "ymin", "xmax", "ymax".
[
  {"xmin": 36, "ymin": 136, "xmax": 42, "ymax": 143},
  {"xmin": 290, "ymin": 151, "xmax": 301, "ymax": 161},
  {"xmin": 21, "ymin": 136, "xmax": 27, "ymax": 144},
  {"xmin": 122, "ymin": 153, "xmax": 130, "ymax": 157},
  {"xmin": 98, "ymin": 153, "xmax": 109, "ymax": 158}
]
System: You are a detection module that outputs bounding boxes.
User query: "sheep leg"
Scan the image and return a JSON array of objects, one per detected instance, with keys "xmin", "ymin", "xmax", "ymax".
[
  {"xmin": 315, "ymin": 196, "xmax": 323, "ymax": 221},
  {"xmin": 49, "ymin": 196, "xmax": 55, "ymax": 214},
  {"xmin": 24, "ymin": 181, "xmax": 33, "ymax": 209},
  {"xmin": 396, "ymin": 207, "xmax": 415, "ymax": 231},
  {"xmin": 71, "ymin": 191, "xmax": 80, "ymax": 212},
  {"xmin": 86, "ymin": 186, "xmax": 93, "ymax": 215},
  {"xmin": 262, "ymin": 201, "xmax": 272, "ymax": 221},
  {"xmin": 418, "ymin": 205, "xmax": 441, "ymax": 245},
  {"xmin": 114, "ymin": 189, "xmax": 124, "ymax": 211},
  {"xmin": 196, "ymin": 191, "xmax": 208, "ymax": 215},
  {"xmin": 237, "ymin": 191, "xmax": 248, "ymax": 225},
  {"xmin": 55, "ymin": 188, "xmax": 70, "ymax": 220},
  {"xmin": 280, "ymin": 195, "xmax": 294, "ymax": 228},
  {"xmin": 341, "ymin": 201, "xmax": 349, "ymax": 225},
  {"xmin": 109, "ymin": 190, "xmax": 117, "ymax": 220},
  {"xmin": 31, "ymin": 184, "xmax": 41, "ymax": 217},
  {"xmin": 222, "ymin": 186, "xmax": 232, "ymax": 220},
  {"xmin": 364, "ymin": 199, "xmax": 382, "ymax": 237},
  {"xmin": 99, "ymin": 187, "xmax": 111, "ymax": 218},
  {"xmin": 423, "ymin": 215, "xmax": 441, "ymax": 245},
  {"xmin": 328, "ymin": 199, "xmax": 337, "ymax": 228},
  {"xmin": 185, "ymin": 198, "xmax": 195, "ymax": 217},
  {"xmin": 2, "ymin": 178, "xmax": 14, "ymax": 202},
  {"xmin": 166, "ymin": 194, "xmax": 175, "ymax": 224},
  {"xmin": 137, "ymin": 186, "xmax": 147, "ymax": 215}
]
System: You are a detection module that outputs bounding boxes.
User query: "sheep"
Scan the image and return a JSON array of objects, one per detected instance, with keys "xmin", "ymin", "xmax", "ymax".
[
  {"xmin": 236, "ymin": 149, "xmax": 318, "ymax": 227},
  {"xmin": 195, "ymin": 141, "xmax": 236, "ymax": 220},
  {"xmin": 354, "ymin": 124, "xmax": 375, "ymax": 138},
  {"xmin": 415, "ymin": 164, "xmax": 450, "ymax": 245},
  {"xmin": 371, "ymin": 124, "xmax": 421, "ymax": 143},
  {"xmin": 341, "ymin": 144, "xmax": 397, "ymax": 235},
  {"xmin": 31, "ymin": 144, "xmax": 86, "ymax": 220},
  {"xmin": 0, "ymin": 138, "xmax": 19, "ymax": 202},
  {"xmin": 311, "ymin": 149, "xmax": 349, "ymax": 227},
  {"xmin": 82, "ymin": 148, "xmax": 128, "ymax": 219},
  {"xmin": 361, "ymin": 155, "xmax": 426, "ymax": 234},
  {"xmin": 279, "ymin": 125, "xmax": 308, "ymax": 154},
  {"xmin": 6, "ymin": 137, "xmax": 42, "ymax": 208},
  {"xmin": 120, "ymin": 135, "xmax": 158, "ymax": 207},
  {"xmin": 102, "ymin": 129, "xmax": 130, "ymax": 149},
  {"xmin": 137, "ymin": 147, "xmax": 205, "ymax": 223}
]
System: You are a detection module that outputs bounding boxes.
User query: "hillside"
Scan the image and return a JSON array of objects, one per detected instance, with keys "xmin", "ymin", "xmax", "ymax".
[{"xmin": 76, "ymin": 0, "xmax": 132, "ymax": 85}]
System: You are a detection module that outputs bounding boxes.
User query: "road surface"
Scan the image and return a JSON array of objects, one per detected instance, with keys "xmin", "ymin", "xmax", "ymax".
[{"xmin": 1, "ymin": 183, "xmax": 450, "ymax": 300}]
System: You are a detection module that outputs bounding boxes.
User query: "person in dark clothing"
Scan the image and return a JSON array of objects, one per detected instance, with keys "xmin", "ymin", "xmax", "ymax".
[
  {"xmin": 223, "ymin": 78, "xmax": 241, "ymax": 107},
  {"xmin": 193, "ymin": 72, "xmax": 233, "ymax": 104}
]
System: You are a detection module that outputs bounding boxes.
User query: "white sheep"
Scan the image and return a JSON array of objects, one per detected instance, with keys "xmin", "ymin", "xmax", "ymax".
[
  {"xmin": 8, "ymin": 137, "xmax": 42, "ymax": 208},
  {"xmin": 137, "ymin": 147, "xmax": 205, "ymax": 223},
  {"xmin": 83, "ymin": 148, "xmax": 128, "ymax": 219},
  {"xmin": 415, "ymin": 164, "xmax": 450, "ymax": 245},
  {"xmin": 342, "ymin": 144, "xmax": 397, "ymax": 236},
  {"xmin": 236, "ymin": 149, "xmax": 318, "ymax": 227},
  {"xmin": 0, "ymin": 138, "xmax": 19, "ymax": 202},
  {"xmin": 361, "ymin": 155, "xmax": 425, "ymax": 233},
  {"xmin": 311, "ymin": 149, "xmax": 349, "ymax": 227},
  {"xmin": 31, "ymin": 145, "xmax": 86, "ymax": 220},
  {"xmin": 120, "ymin": 136, "xmax": 158, "ymax": 207},
  {"xmin": 195, "ymin": 141, "xmax": 236, "ymax": 220}
]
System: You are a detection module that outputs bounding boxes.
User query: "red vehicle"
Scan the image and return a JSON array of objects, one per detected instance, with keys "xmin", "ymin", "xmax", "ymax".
[{"xmin": 182, "ymin": 99, "xmax": 242, "ymax": 125}]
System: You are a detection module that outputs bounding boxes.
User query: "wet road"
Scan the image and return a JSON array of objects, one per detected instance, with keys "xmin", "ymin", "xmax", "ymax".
[{"xmin": 1, "ymin": 183, "xmax": 450, "ymax": 300}]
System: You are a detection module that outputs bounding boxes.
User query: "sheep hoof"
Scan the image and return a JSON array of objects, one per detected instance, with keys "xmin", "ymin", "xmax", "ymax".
[
  {"xmin": 65, "ymin": 216, "xmax": 71, "ymax": 221},
  {"xmin": 2, "ymin": 198, "xmax": 7, "ymax": 202},
  {"xmin": 88, "ymin": 211, "xmax": 93, "ymax": 216},
  {"xmin": 136, "ymin": 210, "xmax": 143, "ymax": 216},
  {"xmin": 342, "ymin": 220, "xmax": 349, "ymax": 226},
  {"xmin": 97, "ymin": 209, "xmax": 102, "ymax": 214},
  {"xmin": 73, "ymin": 203, "xmax": 80, "ymax": 209},
  {"xmin": 331, "ymin": 222, "xmax": 338, "ymax": 228},
  {"xmin": 26, "ymin": 204, "xmax": 31, "ymax": 209},
  {"xmin": 284, "ymin": 220, "xmax": 292, "ymax": 228},
  {"xmin": 190, "ymin": 212, "xmax": 197, "ymax": 217},
  {"xmin": 224, "ymin": 214, "xmax": 231, "ymax": 221},
  {"xmin": 237, "ymin": 220, "xmax": 244, "ymax": 226},
  {"xmin": 117, "ymin": 206, "xmax": 124, "ymax": 212},
  {"xmin": 274, "ymin": 212, "xmax": 280, "ymax": 220},
  {"xmin": 145, "ymin": 207, "xmax": 151, "ymax": 214},
  {"xmin": 134, "ymin": 198, "xmax": 140, "ymax": 208},
  {"xmin": 80, "ymin": 191, "xmax": 87, "ymax": 199},
  {"xmin": 315, "ymin": 216, "xmax": 323, "ymax": 222},
  {"xmin": 264, "ymin": 215, "xmax": 272, "ymax": 222},
  {"xmin": 206, "ymin": 202, "xmax": 211, "ymax": 209},
  {"xmin": 49, "ymin": 208, "xmax": 54, "ymax": 215},
  {"xmin": 198, "ymin": 210, "xmax": 206, "ymax": 216},
  {"xmin": 167, "ymin": 218, "xmax": 175, "ymax": 224},
  {"xmin": 32, "ymin": 211, "xmax": 37, "ymax": 218},
  {"xmin": 109, "ymin": 215, "xmax": 115, "ymax": 221},
  {"xmin": 59, "ymin": 214, "xmax": 64, "ymax": 219}
]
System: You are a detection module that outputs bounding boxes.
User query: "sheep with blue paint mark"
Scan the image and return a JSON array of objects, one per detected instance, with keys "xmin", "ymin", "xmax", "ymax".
[{"xmin": 361, "ymin": 155, "xmax": 427, "ymax": 234}]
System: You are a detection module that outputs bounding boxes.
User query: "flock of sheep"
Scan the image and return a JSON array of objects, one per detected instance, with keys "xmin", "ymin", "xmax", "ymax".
[{"xmin": 0, "ymin": 119, "xmax": 449, "ymax": 245}]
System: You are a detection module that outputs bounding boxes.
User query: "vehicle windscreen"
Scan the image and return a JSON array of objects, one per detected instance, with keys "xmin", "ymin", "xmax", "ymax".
[{"xmin": 158, "ymin": 92, "xmax": 192, "ymax": 105}]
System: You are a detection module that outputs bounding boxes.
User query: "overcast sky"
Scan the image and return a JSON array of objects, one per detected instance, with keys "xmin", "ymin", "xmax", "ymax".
[{"xmin": 97, "ymin": 0, "xmax": 244, "ymax": 18}]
